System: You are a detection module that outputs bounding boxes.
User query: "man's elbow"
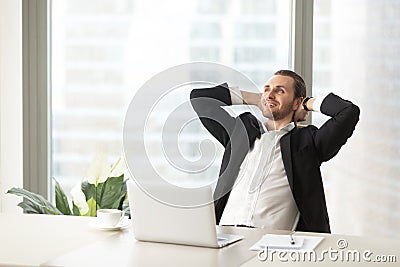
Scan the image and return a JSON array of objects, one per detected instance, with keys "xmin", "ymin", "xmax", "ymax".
[
  {"xmin": 350, "ymin": 104, "xmax": 360, "ymax": 124},
  {"xmin": 190, "ymin": 89, "xmax": 201, "ymax": 100},
  {"xmin": 190, "ymin": 89, "xmax": 210, "ymax": 114},
  {"xmin": 343, "ymin": 104, "xmax": 360, "ymax": 133}
]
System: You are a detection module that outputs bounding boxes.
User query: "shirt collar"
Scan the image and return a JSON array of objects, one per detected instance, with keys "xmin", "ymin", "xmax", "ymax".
[{"xmin": 262, "ymin": 121, "xmax": 295, "ymax": 133}]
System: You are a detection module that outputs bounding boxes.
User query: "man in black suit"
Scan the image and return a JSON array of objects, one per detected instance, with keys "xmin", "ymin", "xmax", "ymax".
[{"xmin": 190, "ymin": 70, "xmax": 359, "ymax": 233}]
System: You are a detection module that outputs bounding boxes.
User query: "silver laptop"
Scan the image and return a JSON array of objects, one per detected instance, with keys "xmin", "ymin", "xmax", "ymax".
[{"xmin": 127, "ymin": 180, "xmax": 243, "ymax": 248}]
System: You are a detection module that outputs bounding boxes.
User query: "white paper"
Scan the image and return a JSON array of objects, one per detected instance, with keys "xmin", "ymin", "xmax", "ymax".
[{"xmin": 250, "ymin": 234, "xmax": 324, "ymax": 252}]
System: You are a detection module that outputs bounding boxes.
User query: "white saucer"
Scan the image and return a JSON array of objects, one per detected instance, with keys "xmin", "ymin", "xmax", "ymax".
[{"xmin": 88, "ymin": 217, "xmax": 131, "ymax": 231}]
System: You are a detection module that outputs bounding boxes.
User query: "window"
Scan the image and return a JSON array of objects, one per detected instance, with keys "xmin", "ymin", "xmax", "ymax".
[
  {"xmin": 51, "ymin": 0, "xmax": 291, "ymax": 194},
  {"xmin": 21, "ymin": 0, "xmax": 398, "ymax": 239},
  {"xmin": 313, "ymin": 0, "xmax": 400, "ymax": 238}
]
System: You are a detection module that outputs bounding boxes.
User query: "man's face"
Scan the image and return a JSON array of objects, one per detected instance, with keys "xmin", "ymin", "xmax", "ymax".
[{"xmin": 260, "ymin": 75, "xmax": 300, "ymax": 121}]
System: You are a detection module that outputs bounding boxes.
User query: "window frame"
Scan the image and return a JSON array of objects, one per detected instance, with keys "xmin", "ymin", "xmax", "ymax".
[{"xmin": 22, "ymin": 0, "xmax": 52, "ymax": 199}]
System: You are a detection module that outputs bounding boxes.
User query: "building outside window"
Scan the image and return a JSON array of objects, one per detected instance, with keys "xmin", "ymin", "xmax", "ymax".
[
  {"xmin": 51, "ymin": 0, "xmax": 291, "ymax": 194},
  {"xmin": 313, "ymin": 0, "xmax": 400, "ymax": 238}
]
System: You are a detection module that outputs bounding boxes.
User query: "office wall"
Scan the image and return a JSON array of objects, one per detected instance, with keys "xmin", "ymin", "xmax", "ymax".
[{"xmin": 0, "ymin": 0, "xmax": 23, "ymax": 213}]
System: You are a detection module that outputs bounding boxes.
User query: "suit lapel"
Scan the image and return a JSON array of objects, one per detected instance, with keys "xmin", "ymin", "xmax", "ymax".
[{"xmin": 280, "ymin": 131, "xmax": 294, "ymax": 192}]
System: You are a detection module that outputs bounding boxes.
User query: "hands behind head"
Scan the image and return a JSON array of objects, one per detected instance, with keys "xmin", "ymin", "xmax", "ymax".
[{"xmin": 294, "ymin": 104, "xmax": 309, "ymax": 123}]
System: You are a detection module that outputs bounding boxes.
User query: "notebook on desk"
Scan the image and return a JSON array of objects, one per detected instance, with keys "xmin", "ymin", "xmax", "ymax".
[
  {"xmin": 250, "ymin": 234, "xmax": 324, "ymax": 252},
  {"xmin": 127, "ymin": 180, "xmax": 243, "ymax": 248}
]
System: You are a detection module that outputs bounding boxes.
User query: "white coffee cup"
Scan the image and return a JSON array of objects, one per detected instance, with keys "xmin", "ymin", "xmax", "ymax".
[{"xmin": 96, "ymin": 209, "xmax": 124, "ymax": 227}]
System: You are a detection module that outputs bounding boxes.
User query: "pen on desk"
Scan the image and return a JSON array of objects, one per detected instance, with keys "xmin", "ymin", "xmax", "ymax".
[{"xmin": 289, "ymin": 231, "xmax": 295, "ymax": 245}]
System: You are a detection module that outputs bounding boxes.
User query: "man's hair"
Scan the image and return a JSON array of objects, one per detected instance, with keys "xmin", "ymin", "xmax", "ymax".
[{"xmin": 274, "ymin": 70, "xmax": 306, "ymax": 98}]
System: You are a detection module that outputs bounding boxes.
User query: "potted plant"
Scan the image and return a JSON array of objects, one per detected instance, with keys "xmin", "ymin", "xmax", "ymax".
[{"xmin": 7, "ymin": 152, "xmax": 130, "ymax": 217}]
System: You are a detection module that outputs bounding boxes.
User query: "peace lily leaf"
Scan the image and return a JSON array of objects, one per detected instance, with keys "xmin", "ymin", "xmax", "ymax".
[
  {"xmin": 111, "ymin": 180, "xmax": 127, "ymax": 209},
  {"xmin": 81, "ymin": 181, "xmax": 96, "ymax": 201},
  {"xmin": 7, "ymin": 188, "xmax": 62, "ymax": 215},
  {"xmin": 82, "ymin": 180, "xmax": 107, "ymax": 209},
  {"xmin": 97, "ymin": 175, "xmax": 126, "ymax": 209},
  {"xmin": 72, "ymin": 202, "xmax": 81, "ymax": 216},
  {"xmin": 70, "ymin": 183, "xmax": 89, "ymax": 215},
  {"xmin": 18, "ymin": 201, "xmax": 43, "ymax": 214},
  {"xmin": 86, "ymin": 197, "xmax": 97, "ymax": 217},
  {"xmin": 94, "ymin": 182, "xmax": 105, "ymax": 207},
  {"xmin": 86, "ymin": 151, "xmax": 111, "ymax": 185},
  {"xmin": 55, "ymin": 179, "xmax": 72, "ymax": 215}
]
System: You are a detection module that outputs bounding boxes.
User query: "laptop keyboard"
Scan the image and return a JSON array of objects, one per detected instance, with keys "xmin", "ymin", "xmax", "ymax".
[{"xmin": 217, "ymin": 233, "xmax": 233, "ymax": 242}]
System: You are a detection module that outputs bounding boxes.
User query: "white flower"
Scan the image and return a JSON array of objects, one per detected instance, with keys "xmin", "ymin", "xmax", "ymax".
[
  {"xmin": 86, "ymin": 152, "xmax": 111, "ymax": 185},
  {"xmin": 70, "ymin": 183, "xmax": 89, "ymax": 215},
  {"xmin": 110, "ymin": 156, "xmax": 128, "ymax": 177}
]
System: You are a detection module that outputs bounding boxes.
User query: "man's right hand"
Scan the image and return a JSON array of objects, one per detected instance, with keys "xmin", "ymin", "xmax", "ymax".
[
  {"xmin": 294, "ymin": 102, "xmax": 309, "ymax": 122},
  {"xmin": 240, "ymin": 91, "xmax": 263, "ymax": 109}
]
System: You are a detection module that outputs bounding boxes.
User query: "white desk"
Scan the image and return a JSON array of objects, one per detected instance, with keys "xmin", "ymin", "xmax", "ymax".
[
  {"xmin": 1, "ymin": 214, "xmax": 399, "ymax": 266},
  {"xmin": 0, "ymin": 214, "xmax": 117, "ymax": 267},
  {"xmin": 44, "ymin": 224, "xmax": 266, "ymax": 267},
  {"xmin": 0, "ymin": 213, "xmax": 264, "ymax": 267}
]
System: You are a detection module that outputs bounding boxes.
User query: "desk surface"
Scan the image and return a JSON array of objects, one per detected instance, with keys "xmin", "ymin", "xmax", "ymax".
[
  {"xmin": 1, "ymin": 213, "xmax": 399, "ymax": 267},
  {"xmin": 0, "ymin": 213, "xmax": 117, "ymax": 267}
]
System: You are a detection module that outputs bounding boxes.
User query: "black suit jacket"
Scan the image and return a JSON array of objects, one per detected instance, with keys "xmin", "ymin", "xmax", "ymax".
[{"xmin": 190, "ymin": 83, "xmax": 360, "ymax": 233}]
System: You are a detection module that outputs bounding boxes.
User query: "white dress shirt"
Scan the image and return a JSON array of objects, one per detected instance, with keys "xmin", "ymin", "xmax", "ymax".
[{"xmin": 219, "ymin": 88, "xmax": 324, "ymax": 230}]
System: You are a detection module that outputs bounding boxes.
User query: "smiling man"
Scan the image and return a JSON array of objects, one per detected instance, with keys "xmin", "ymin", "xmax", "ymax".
[{"xmin": 190, "ymin": 70, "xmax": 360, "ymax": 233}]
